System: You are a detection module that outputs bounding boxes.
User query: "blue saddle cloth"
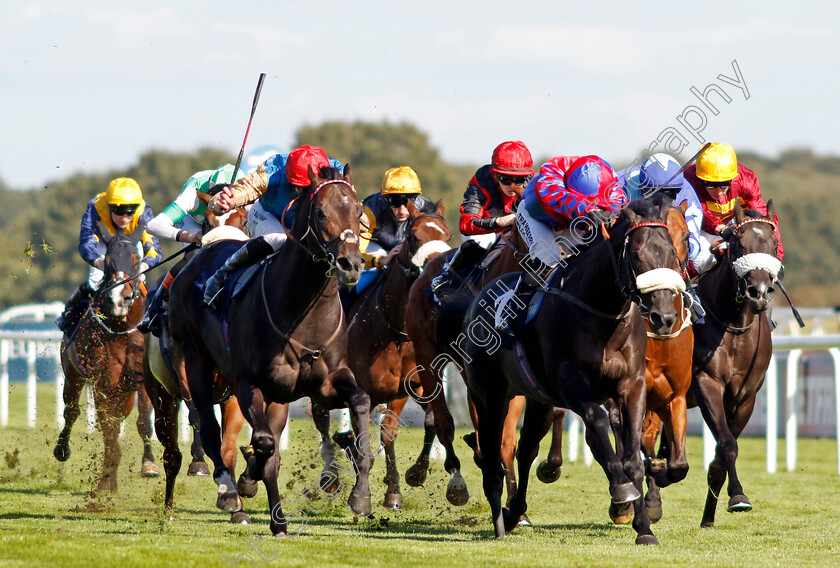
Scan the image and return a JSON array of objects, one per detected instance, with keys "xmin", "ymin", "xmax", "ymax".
[{"xmin": 195, "ymin": 241, "xmax": 263, "ymax": 317}]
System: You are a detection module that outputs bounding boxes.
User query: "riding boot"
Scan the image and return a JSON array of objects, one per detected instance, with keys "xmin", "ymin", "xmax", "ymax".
[
  {"xmin": 496, "ymin": 259, "xmax": 554, "ymax": 337},
  {"xmin": 204, "ymin": 236, "xmax": 275, "ymax": 307},
  {"xmin": 138, "ymin": 286, "xmax": 168, "ymax": 335},
  {"xmin": 430, "ymin": 239, "xmax": 486, "ymax": 292},
  {"xmin": 55, "ymin": 283, "xmax": 93, "ymax": 333}
]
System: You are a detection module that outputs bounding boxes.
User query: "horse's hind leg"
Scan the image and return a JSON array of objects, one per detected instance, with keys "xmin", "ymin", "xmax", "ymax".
[
  {"xmin": 504, "ymin": 399, "xmax": 553, "ymax": 532},
  {"xmin": 185, "ymin": 400, "xmax": 210, "ymax": 476},
  {"xmin": 311, "ymin": 404, "xmax": 341, "ymax": 495},
  {"xmin": 94, "ymin": 390, "xmax": 125, "ymax": 493},
  {"xmin": 54, "ymin": 362, "xmax": 84, "ymax": 462},
  {"xmin": 501, "ymin": 396, "xmax": 528, "ymax": 524},
  {"xmin": 642, "ymin": 412, "xmax": 663, "ymax": 523},
  {"xmin": 264, "ymin": 402, "xmax": 291, "ymax": 537},
  {"xmin": 220, "ymin": 396, "xmax": 252, "ymax": 525},
  {"xmin": 381, "ymin": 396, "xmax": 408, "ymax": 510},
  {"xmin": 135, "ymin": 381, "xmax": 160, "ymax": 477},
  {"xmin": 472, "ymin": 387, "xmax": 508, "ymax": 537},
  {"xmin": 404, "ymin": 399, "xmax": 434, "ymax": 487},
  {"xmin": 145, "ymin": 376, "xmax": 181, "ymax": 510},
  {"xmin": 536, "ymin": 407, "xmax": 566, "ymax": 484}
]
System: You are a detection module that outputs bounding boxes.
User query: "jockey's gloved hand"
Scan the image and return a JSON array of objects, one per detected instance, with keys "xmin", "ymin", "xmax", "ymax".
[
  {"xmin": 586, "ymin": 208, "xmax": 611, "ymax": 227},
  {"xmin": 94, "ymin": 258, "xmax": 105, "ymax": 271},
  {"xmin": 138, "ymin": 262, "xmax": 150, "ymax": 282},
  {"xmin": 495, "ymin": 213, "xmax": 516, "ymax": 227}
]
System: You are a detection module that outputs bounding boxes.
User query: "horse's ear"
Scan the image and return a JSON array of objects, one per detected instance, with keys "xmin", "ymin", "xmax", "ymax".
[
  {"xmin": 196, "ymin": 190, "xmax": 212, "ymax": 205},
  {"xmin": 765, "ymin": 199, "xmax": 776, "ymax": 223},
  {"xmin": 406, "ymin": 199, "xmax": 419, "ymax": 217},
  {"xmin": 343, "ymin": 163, "xmax": 353, "ymax": 185},
  {"xmin": 435, "ymin": 199, "xmax": 445, "ymax": 217},
  {"xmin": 679, "ymin": 201, "xmax": 689, "ymax": 213},
  {"xmin": 657, "ymin": 196, "xmax": 671, "ymax": 223},
  {"xmin": 128, "ymin": 224, "xmax": 145, "ymax": 244},
  {"xmin": 307, "ymin": 165, "xmax": 319, "ymax": 189},
  {"xmin": 734, "ymin": 199, "xmax": 746, "ymax": 224}
]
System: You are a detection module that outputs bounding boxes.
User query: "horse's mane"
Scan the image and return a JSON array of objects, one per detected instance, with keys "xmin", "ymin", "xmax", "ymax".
[{"xmin": 743, "ymin": 209, "xmax": 763, "ymax": 219}]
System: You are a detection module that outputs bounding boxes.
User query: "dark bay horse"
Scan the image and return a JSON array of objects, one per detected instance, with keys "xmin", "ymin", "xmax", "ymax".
[
  {"xmin": 609, "ymin": 200, "xmax": 694, "ymax": 524},
  {"xmin": 691, "ymin": 200, "xmax": 780, "ymax": 528},
  {"xmin": 319, "ymin": 199, "xmax": 452, "ymax": 510},
  {"xmin": 55, "ymin": 227, "xmax": 156, "ymax": 490},
  {"xmin": 405, "ymin": 218, "xmax": 567, "ymax": 514},
  {"xmin": 143, "ymin": 222, "xmax": 253, "ymax": 522},
  {"xmin": 168, "ymin": 166, "xmax": 368, "ymax": 537},
  {"xmin": 463, "ymin": 198, "xmax": 679, "ymax": 545}
]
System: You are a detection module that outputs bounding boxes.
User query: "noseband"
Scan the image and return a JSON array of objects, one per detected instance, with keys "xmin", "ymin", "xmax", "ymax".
[{"xmin": 282, "ymin": 179, "xmax": 359, "ymax": 277}]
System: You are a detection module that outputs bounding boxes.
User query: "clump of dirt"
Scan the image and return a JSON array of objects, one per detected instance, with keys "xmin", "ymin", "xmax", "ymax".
[{"xmin": 4, "ymin": 449, "xmax": 20, "ymax": 469}]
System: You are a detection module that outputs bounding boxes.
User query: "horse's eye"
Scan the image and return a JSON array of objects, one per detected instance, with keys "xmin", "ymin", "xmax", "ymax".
[{"xmin": 631, "ymin": 251, "xmax": 641, "ymax": 263}]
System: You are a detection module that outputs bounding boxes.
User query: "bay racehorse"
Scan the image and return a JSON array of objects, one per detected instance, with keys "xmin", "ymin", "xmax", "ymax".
[
  {"xmin": 317, "ymin": 199, "xmax": 452, "ymax": 510},
  {"xmin": 691, "ymin": 200, "xmax": 780, "ymax": 528},
  {"xmin": 168, "ymin": 165, "xmax": 369, "ymax": 537},
  {"xmin": 55, "ymin": 226, "xmax": 157, "ymax": 490},
  {"xmin": 609, "ymin": 199, "xmax": 694, "ymax": 524},
  {"xmin": 143, "ymin": 218, "xmax": 254, "ymax": 522},
  {"xmin": 405, "ymin": 216, "xmax": 567, "ymax": 515},
  {"xmin": 463, "ymin": 198, "xmax": 679, "ymax": 545}
]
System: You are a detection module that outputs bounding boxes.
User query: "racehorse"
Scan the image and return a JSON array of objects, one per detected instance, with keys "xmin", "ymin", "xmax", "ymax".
[
  {"xmin": 691, "ymin": 200, "xmax": 779, "ymax": 528},
  {"xmin": 609, "ymin": 199, "xmax": 694, "ymax": 524},
  {"xmin": 54, "ymin": 227, "xmax": 155, "ymax": 490},
  {"xmin": 405, "ymin": 215, "xmax": 567, "ymax": 515},
  {"xmin": 463, "ymin": 197, "xmax": 679, "ymax": 545},
  {"xmin": 143, "ymin": 210, "xmax": 254, "ymax": 522},
  {"xmin": 168, "ymin": 165, "xmax": 369, "ymax": 537},
  {"xmin": 319, "ymin": 199, "xmax": 451, "ymax": 510}
]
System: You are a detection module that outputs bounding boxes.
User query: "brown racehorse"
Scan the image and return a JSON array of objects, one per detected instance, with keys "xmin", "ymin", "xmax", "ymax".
[
  {"xmin": 143, "ymin": 213, "xmax": 254, "ymax": 522},
  {"xmin": 609, "ymin": 199, "xmax": 694, "ymax": 524},
  {"xmin": 168, "ymin": 166, "xmax": 369, "ymax": 537},
  {"xmin": 463, "ymin": 198, "xmax": 679, "ymax": 545},
  {"xmin": 691, "ymin": 200, "xmax": 779, "ymax": 528},
  {"xmin": 405, "ymin": 212, "xmax": 566, "ymax": 514},
  {"xmin": 318, "ymin": 199, "xmax": 452, "ymax": 510},
  {"xmin": 54, "ymin": 227, "xmax": 154, "ymax": 490}
]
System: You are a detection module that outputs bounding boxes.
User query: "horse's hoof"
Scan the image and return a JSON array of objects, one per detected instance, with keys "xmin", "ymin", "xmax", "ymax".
[
  {"xmin": 237, "ymin": 475, "xmax": 259, "ymax": 498},
  {"xmin": 609, "ymin": 501, "xmax": 634, "ymax": 524},
  {"xmin": 383, "ymin": 492, "xmax": 403, "ymax": 511},
  {"xmin": 446, "ymin": 472, "xmax": 469, "ymax": 506},
  {"xmin": 230, "ymin": 511, "xmax": 252, "ymax": 524},
  {"xmin": 187, "ymin": 460, "xmax": 211, "ymax": 476},
  {"xmin": 405, "ymin": 460, "xmax": 429, "ymax": 487},
  {"xmin": 319, "ymin": 472, "xmax": 342, "ymax": 495},
  {"xmin": 517, "ymin": 513, "xmax": 532, "ymax": 527},
  {"xmin": 53, "ymin": 444, "xmax": 71, "ymax": 462},
  {"xmin": 347, "ymin": 492, "xmax": 372, "ymax": 516},
  {"xmin": 610, "ymin": 482, "xmax": 641, "ymax": 504},
  {"xmin": 273, "ymin": 532, "xmax": 290, "ymax": 539},
  {"xmin": 727, "ymin": 494, "xmax": 753, "ymax": 512},
  {"xmin": 140, "ymin": 462, "xmax": 160, "ymax": 478},
  {"xmin": 635, "ymin": 534, "xmax": 660, "ymax": 546},
  {"xmin": 216, "ymin": 491, "xmax": 242, "ymax": 512},
  {"xmin": 536, "ymin": 460, "xmax": 561, "ymax": 484},
  {"xmin": 502, "ymin": 508, "xmax": 519, "ymax": 532},
  {"xmin": 701, "ymin": 520, "xmax": 715, "ymax": 528},
  {"xmin": 646, "ymin": 502, "xmax": 663, "ymax": 524}
]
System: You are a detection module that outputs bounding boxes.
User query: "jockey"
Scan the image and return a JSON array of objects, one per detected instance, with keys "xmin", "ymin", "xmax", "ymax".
[
  {"xmin": 430, "ymin": 140, "xmax": 534, "ymax": 291},
  {"xmin": 203, "ymin": 144, "xmax": 343, "ymax": 305},
  {"xmin": 497, "ymin": 155, "xmax": 628, "ymax": 335},
  {"xmin": 361, "ymin": 165, "xmax": 439, "ymax": 268},
  {"xmin": 56, "ymin": 177, "xmax": 162, "ymax": 333},
  {"xmin": 684, "ymin": 142, "xmax": 784, "ymax": 272},
  {"xmin": 137, "ymin": 164, "xmax": 245, "ymax": 334},
  {"xmin": 620, "ymin": 153, "xmax": 711, "ymax": 319}
]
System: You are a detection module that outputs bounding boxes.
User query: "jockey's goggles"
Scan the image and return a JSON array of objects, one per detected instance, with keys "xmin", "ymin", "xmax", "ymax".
[
  {"xmin": 110, "ymin": 204, "xmax": 139, "ymax": 216},
  {"xmin": 386, "ymin": 194, "xmax": 418, "ymax": 208},
  {"xmin": 704, "ymin": 180, "xmax": 731, "ymax": 188},
  {"xmin": 496, "ymin": 174, "xmax": 532, "ymax": 187}
]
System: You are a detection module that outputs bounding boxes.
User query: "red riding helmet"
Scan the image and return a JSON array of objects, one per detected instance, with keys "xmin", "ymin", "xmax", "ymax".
[
  {"xmin": 286, "ymin": 145, "xmax": 330, "ymax": 187},
  {"xmin": 490, "ymin": 141, "xmax": 535, "ymax": 176}
]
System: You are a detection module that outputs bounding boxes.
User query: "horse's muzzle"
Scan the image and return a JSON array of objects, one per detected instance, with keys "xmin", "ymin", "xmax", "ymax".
[
  {"xmin": 336, "ymin": 254, "xmax": 364, "ymax": 288},
  {"xmin": 745, "ymin": 276, "xmax": 774, "ymax": 313}
]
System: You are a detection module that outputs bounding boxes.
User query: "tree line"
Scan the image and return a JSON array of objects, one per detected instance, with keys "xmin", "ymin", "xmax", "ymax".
[{"xmin": 0, "ymin": 121, "xmax": 836, "ymax": 311}]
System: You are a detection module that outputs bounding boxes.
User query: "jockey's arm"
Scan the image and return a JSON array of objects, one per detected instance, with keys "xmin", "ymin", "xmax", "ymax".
[
  {"xmin": 459, "ymin": 183, "xmax": 506, "ymax": 234},
  {"xmin": 209, "ymin": 166, "xmax": 268, "ymax": 214},
  {"xmin": 139, "ymin": 205, "xmax": 163, "ymax": 270},
  {"xmin": 78, "ymin": 200, "xmax": 104, "ymax": 267}
]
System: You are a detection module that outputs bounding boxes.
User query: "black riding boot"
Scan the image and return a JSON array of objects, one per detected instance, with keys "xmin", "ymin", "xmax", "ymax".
[
  {"xmin": 430, "ymin": 239, "xmax": 486, "ymax": 292},
  {"xmin": 138, "ymin": 286, "xmax": 169, "ymax": 336},
  {"xmin": 204, "ymin": 236, "xmax": 275, "ymax": 306},
  {"xmin": 55, "ymin": 283, "xmax": 93, "ymax": 333}
]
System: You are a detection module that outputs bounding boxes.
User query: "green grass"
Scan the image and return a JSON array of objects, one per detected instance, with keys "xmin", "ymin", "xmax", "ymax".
[{"xmin": 0, "ymin": 383, "xmax": 838, "ymax": 567}]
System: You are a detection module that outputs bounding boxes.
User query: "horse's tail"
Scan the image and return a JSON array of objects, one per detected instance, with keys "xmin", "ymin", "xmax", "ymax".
[{"xmin": 435, "ymin": 290, "xmax": 474, "ymax": 360}]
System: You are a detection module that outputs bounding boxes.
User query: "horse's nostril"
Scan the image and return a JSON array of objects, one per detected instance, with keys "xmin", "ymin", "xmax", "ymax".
[{"xmin": 336, "ymin": 257, "xmax": 353, "ymax": 272}]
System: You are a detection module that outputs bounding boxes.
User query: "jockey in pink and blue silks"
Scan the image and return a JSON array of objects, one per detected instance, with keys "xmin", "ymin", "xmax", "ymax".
[{"xmin": 497, "ymin": 155, "xmax": 628, "ymax": 334}]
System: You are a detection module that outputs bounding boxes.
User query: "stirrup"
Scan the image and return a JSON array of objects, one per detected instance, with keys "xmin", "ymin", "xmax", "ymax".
[
  {"xmin": 430, "ymin": 272, "xmax": 449, "ymax": 293},
  {"xmin": 203, "ymin": 276, "xmax": 225, "ymax": 307}
]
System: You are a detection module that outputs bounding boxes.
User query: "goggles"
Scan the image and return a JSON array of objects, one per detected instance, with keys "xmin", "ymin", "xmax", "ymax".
[
  {"xmin": 110, "ymin": 204, "xmax": 139, "ymax": 216},
  {"xmin": 496, "ymin": 174, "xmax": 531, "ymax": 187},
  {"xmin": 386, "ymin": 194, "xmax": 418, "ymax": 208}
]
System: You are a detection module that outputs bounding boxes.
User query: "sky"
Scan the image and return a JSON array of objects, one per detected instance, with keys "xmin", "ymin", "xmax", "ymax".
[{"xmin": 1, "ymin": 1, "xmax": 838, "ymax": 191}]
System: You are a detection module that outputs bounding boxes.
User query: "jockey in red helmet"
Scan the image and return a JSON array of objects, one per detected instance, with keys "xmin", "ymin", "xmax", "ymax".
[{"xmin": 203, "ymin": 145, "xmax": 344, "ymax": 305}]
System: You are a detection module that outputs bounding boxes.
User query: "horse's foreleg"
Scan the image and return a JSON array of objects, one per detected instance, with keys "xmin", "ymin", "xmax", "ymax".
[
  {"xmin": 660, "ymin": 394, "xmax": 689, "ymax": 486},
  {"xmin": 146, "ymin": 377, "xmax": 181, "ymax": 510},
  {"xmin": 641, "ymin": 412, "xmax": 663, "ymax": 524},
  {"xmin": 471, "ymin": 386, "xmax": 508, "ymax": 537},
  {"xmin": 721, "ymin": 396, "xmax": 758, "ymax": 514},
  {"xmin": 405, "ymin": 399, "xmax": 434, "ymax": 487},
  {"xmin": 536, "ymin": 407, "xmax": 566, "ymax": 484},
  {"xmin": 381, "ymin": 396, "xmax": 408, "ymax": 510},
  {"xmin": 94, "ymin": 390, "xmax": 123, "ymax": 493},
  {"xmin": 311, "ymin": 403, "xmax": 341, "ymax": 495},
  {"xmin": 235, "ymin": 378, "xmax": 274, "ymax": 484},
  {"xmin": 135, "ymin": 381, "xmax": 159, "ymax": 477},
  {"xmin": 185, "ymin": 400, "xmax": 210, "ymax": 476},
  {"xmin": 501, "ymin": 395, "xmax": 524, "ymax": 508},
  {"xmin": 692, "ymin": 373, "xmax": 733, "ymax": 528},
  {"xmin": 54, "ymin": 364, "xmax": 84, "ymax": 462},
  {"xmin": 505, "ymin": 399, "xmax": 552, "ymax": 531},
  {"xmin": 319, "ymin": 367, "xmax": 372, "ymax": 517},
  {"xmin": 264, "ymin": 402, "xmax": 290, "ymax": 536}
]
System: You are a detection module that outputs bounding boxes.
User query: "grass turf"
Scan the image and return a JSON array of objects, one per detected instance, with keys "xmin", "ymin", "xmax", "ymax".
[{"xmin": 0, "ymin": 384, "xmax": 838, "ymax": 567}]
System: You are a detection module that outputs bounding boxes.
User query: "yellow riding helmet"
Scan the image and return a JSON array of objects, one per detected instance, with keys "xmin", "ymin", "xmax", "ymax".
[
  {"xmin": 381, "ymin": 166, "xmax": 422, "ymax": 195},
  {"xmin": 696, "ymin": 142, "xmax": 738, "ymax": 182},
  {"xmin": 105, "ymin": 177, "xmax": 143, "ymax": 205}
]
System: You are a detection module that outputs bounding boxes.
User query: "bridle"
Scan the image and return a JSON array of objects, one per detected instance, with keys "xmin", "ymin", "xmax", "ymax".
[
  {"xmin": 725, "ymin": 217, "xmax": 781, "ymax": 304},
  {"xmin": 281, "ymin": 178, "xmax": 360, "ymax": 277},
  {"xmin": 393, "ymin": 212, "xmax": 451, "ymax": 278},
  {"xmin": 89, "ymin": 269, "xmax": 144, "ymax": 336}
]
